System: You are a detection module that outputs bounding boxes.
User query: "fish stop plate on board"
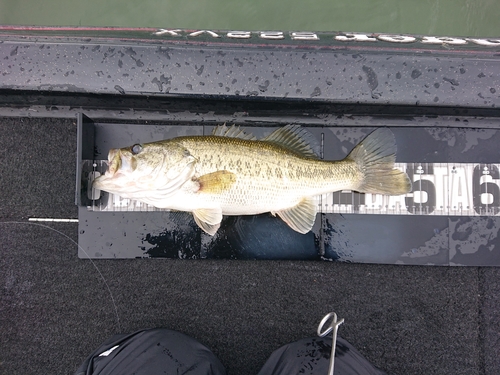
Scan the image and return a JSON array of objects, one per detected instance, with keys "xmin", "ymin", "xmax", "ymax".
[{"xmin": 76, "ymin": 114, "xmax": 500, "ymax": 265}]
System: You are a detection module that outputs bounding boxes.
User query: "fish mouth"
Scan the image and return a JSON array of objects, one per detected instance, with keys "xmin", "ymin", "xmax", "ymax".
[
  {"xmin": 106, "ymin": 149, "xmax": 121, "ymax": 177},
  {"xmin": 102, "ymin": 148, "xmax": 136, "ymax": 176},
  {"xmin": 92, "ymin": 149, "xmax": 127, "ymax": 191}
]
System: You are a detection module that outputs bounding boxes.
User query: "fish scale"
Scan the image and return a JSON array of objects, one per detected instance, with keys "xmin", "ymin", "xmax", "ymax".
[{"xmin": 179, "ymin": 137, "xmax": 360, "ymax": 213}]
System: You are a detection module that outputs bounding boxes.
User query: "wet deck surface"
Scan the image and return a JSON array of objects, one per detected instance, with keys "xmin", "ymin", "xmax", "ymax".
[{"xmin": 1, "ymin": 117, "xmax": 499, "ymax": 374}]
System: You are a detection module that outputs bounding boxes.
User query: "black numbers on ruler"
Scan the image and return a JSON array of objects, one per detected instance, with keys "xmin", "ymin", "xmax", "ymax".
[
  {"xmin": 83, "ymin": 160, "xmax": 500, "ymax": 216},
  {"xmin": 473, "ymin": 164, "xmax": 500, "ymax": 215},
  {"xmin": 405, "ymin": 164, "xmax": 436, "ymax": 214}
]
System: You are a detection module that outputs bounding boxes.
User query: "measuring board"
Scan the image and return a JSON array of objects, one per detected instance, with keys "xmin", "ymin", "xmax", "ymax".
[{"xmin": 77, "ymin": 115, "xmax": 500, "ymax": 265}]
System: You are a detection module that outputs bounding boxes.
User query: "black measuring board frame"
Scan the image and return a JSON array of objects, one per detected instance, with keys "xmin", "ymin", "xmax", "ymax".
[{"xmin": 76, "ymin": 114, "xmax": 500, "ymax": 265}]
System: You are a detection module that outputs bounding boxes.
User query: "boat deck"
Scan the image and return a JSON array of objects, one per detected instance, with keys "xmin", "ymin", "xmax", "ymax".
[
  {"xmin": 1, "ymin": 116, "xmax": 499, "ymax": 374},
  {"xmin": 1, "ymin": 28, "xmax": 499, "ymax": 374}
]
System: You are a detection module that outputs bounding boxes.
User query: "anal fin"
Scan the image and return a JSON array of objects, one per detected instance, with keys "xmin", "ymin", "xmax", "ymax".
[{"xmin": 274, "ymin": 197, "xmax": 317, "ymax": 234}]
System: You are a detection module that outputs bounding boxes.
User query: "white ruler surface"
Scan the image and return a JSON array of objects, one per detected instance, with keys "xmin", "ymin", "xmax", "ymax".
[{"xmin": 85, "ymin": 161, "xmax": 500, "ymax": 216}]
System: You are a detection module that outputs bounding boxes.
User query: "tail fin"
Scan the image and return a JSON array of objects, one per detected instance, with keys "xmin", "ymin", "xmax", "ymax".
[{"xmin": 347, "ymin": 129, "xmax": 411, "ymax": 195}]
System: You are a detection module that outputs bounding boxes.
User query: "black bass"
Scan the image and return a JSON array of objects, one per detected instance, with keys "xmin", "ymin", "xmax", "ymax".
[{"xmin": 93, "ymin": 125, "xmax": 411, "ymax": 235}]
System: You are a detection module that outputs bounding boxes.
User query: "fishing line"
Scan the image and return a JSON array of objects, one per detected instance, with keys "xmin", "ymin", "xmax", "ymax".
[{"xmin": 0, "ymin": 221, "xmax": 121, "ymax": 331}]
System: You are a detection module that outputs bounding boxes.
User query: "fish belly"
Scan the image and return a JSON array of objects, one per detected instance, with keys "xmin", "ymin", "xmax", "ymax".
[{"xmin": 201, "ymin": 171, "xmax": 354, "ymax": 216}]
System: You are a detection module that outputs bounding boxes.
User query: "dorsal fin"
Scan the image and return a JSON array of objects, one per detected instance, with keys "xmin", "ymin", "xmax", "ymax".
[
  {"xmin": 211, "ymin": 124, "xmax": 257, "ymax": 140},
  {"xmin": 262, "ymin": 125, "xmax": 319, "ymax": 158}
]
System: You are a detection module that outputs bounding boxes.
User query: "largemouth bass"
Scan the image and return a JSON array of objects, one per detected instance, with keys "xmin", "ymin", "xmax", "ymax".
[{"xmin": 93, "ymin": 125, "xmax": 411, "ymax": 235}]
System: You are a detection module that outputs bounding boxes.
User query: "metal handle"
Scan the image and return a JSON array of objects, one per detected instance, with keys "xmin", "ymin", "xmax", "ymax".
[{"xmin": 317, "ymin": 312, "xmax": 344, "ymax": 375}]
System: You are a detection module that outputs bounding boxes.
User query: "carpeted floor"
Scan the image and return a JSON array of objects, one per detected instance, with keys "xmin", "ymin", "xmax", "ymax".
[{"xmin": 1, "ymin": 117, "xmax": 498, "ymax": 375}]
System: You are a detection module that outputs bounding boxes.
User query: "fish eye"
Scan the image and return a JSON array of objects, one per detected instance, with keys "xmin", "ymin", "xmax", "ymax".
[{"xmin": 131, "ymin": 144, "xmax": 143, "ymax": 155}]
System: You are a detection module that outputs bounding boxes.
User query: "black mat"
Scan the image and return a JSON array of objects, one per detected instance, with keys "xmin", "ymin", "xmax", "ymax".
[{"xmin": 1, "ymin": 117, "xmax": 499, "ymax": 375}]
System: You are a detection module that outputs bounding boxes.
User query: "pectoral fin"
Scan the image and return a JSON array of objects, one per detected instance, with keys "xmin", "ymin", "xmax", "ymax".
[
  {"xmin": 274, "ymin": 197, "xmax": 317, "ymax": 234},
  {"xmin": 197, "ymin": 170, "xmax": 236, "ymax": 194},
  {"xmin": 192, "ymin": 208, "xmax": 223, "ymax": 235}
]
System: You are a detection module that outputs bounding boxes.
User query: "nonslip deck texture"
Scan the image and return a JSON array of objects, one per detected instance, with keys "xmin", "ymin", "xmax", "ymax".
[{"xmin": 0, "ymin": 117, "xmax": 499, "ymax": 375}]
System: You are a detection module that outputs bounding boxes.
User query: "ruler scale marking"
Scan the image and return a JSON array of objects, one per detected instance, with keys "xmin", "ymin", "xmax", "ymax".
[{"xmin": 84, "ymin": 161, "xmax": 500, "ymax": 216}]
